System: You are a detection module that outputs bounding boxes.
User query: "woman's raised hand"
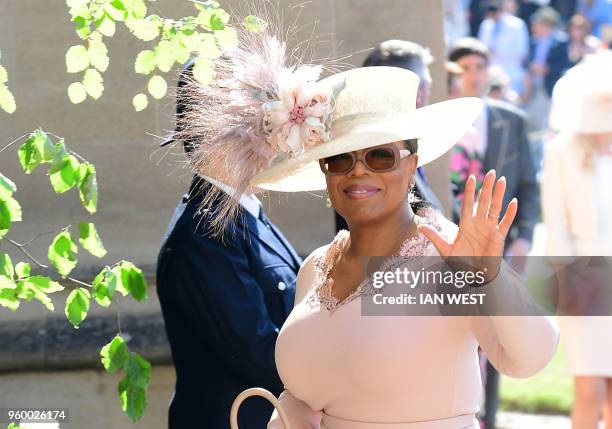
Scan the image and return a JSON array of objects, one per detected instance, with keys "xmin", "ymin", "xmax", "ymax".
[{"xmin": 418, "ymin": 169, "xmax": 517, "ymax": 281}]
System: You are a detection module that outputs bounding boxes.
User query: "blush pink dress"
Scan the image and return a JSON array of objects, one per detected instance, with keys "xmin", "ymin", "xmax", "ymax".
[{"xmin": 268, "ymin": 208, "xmax": 559, "ymax": 429}]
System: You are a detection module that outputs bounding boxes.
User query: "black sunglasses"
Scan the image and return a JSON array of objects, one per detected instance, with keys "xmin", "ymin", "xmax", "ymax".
[{"xmin": 319, "ymin": 144, "xmax": 413, "ymax": 175}]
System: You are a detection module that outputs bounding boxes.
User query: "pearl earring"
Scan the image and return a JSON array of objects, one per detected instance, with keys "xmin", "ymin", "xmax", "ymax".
[
  {"xmin": 406, "ymin": 181, "xmax": 416, "ymax": 204},
  {"xmin": 325, "ymin": 189, "xmax": 332, "ymax": 208}
]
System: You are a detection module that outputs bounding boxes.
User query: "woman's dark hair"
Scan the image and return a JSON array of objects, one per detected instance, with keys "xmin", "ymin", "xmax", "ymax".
[{"xmin": 404, "ymin": 139, "xmax": 430, "ymax": 212}]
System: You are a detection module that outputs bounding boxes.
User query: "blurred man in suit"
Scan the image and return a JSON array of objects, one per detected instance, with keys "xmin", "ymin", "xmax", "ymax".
[
  {"xmin": 156, "ymin": 59, "xmax": 301, "ymax": 429},
  {"xmin": 478, "ymin": 0, "xmax": 530, "ymax": 94},
  {"xmin": 524, "ymin": 6, "xmax": 572, "ymax": 132},
  {"xmin": 449, "ymin": 37, "xmax": 539, "ymax": 255}
]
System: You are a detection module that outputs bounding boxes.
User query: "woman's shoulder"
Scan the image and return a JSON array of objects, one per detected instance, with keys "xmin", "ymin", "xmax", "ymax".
[{"xmin": 301, "ymin": 229, "xmax": 349, "ymax": 270}]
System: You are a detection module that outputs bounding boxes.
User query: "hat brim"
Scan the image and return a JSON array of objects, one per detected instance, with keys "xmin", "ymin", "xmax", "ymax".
[{"xmin": 250, "ymin": 97, "xmax": 483, "ymax": 192}]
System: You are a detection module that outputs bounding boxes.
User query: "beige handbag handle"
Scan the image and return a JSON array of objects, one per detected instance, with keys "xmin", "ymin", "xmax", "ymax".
[{"xmin": 230, "ymin": 387, "xmax": 292, "ymax": 429}]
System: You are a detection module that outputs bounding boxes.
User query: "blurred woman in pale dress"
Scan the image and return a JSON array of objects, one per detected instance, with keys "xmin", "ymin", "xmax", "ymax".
[{"xmin": 542, "ymin": 51, "xmax": 612, "ymax": 429}]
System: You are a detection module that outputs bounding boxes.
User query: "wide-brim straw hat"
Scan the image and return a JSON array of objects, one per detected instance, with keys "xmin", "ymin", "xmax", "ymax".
[
  {"xmin": 549, "ymin": 51, "xmax": 612, "ymax": 134},
  {"xmin": 250, "ymin": 66, "xmax": 483, "ymax": 192}
]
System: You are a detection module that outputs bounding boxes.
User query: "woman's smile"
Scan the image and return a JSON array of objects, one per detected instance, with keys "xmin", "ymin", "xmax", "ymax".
[{"xmin": 342, "ymin": 183, "xmax": 381, "ymax": 200}]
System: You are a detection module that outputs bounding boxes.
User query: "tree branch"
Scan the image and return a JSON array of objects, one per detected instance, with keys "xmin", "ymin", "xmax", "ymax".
[
  {"xmin": 2, "ymin": 236, "xmax": 92, "ymax": 289},
  {"xmin": 0, "ymin": 133, "xmax": 29, "ymax": 154}
]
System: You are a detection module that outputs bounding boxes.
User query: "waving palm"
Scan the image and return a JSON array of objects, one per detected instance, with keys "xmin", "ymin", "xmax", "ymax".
[{"xmin": 418, "ymin": 169, "xmax": 518, "ymax": 282}]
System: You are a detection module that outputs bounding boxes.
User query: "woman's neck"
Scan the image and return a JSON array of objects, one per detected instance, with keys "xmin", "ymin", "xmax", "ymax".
[{"xmin": 345, "ymin": 206, "xmax": 419, "ymax": 258}]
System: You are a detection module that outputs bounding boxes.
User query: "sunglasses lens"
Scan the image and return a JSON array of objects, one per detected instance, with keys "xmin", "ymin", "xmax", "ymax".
[
  {"xmin": 323, "ymin": 153, "xmax": 354, "ymax": 174},
  {"xmin": 365, "ymin": 148, "xmax": 396, "ymax": 171}
]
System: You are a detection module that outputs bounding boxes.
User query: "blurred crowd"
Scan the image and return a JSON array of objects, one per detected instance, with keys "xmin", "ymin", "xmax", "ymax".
[{"xmin": 444, "ymin": 0, "xmax": 611, "ymax": 166}]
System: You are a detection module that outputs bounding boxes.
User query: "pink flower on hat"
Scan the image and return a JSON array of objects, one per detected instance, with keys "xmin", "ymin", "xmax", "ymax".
[{"xmin": 262, "ymin": 66, "xmax": 332, "ymax": 154}]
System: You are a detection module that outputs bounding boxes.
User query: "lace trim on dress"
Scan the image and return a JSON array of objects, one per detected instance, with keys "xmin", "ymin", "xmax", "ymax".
[{"xmin": 306, "ymin": 207, "xmax": 445, "ymax": 312}]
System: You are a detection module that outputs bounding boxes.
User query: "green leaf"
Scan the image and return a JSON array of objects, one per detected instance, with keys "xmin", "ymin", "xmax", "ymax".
[
  {"xmin": 214, "ymin": 27, "xmax": 238, "ymax": 50},
  {"xmin": 118, "ymin": 375, "xmax": 147, "ymax": 421},
  {"xmin": 0, "ymin": 194, "xmax": 21, "ymax": 235},
  {"xmin": 0, "ymin": 64, "xmax": 7, "ymax": 83},
  {"xmin": 17, "ymin": 130, "xmax": 56, "ymax": 173},
  {"xmin": 0, "ymin": 84, "xmax": 16, "ymax": 113},
  {"xmin": 88, "ymin": 37, "xmax": 109, "ymax": 72},
  {"xmin": 0, "ymin": 252, "xmax": 14, "ymax": 279},
  {"xmin": 216, "ymin": 8, "xmax": 230, "ymax": 24},
  {"xmin": 18, "ymin": 135, "xmax": 41, "ymax": 174},
  {"xmin": 83, "ymin": 68, "xmax": 104, "ymax": 99},
  {"xmin": 48, "ymin": 230, "xmax": 78, "ymax": 277},
  {"xmin": 25, "ymin": 275, "xmax": 64, "ymax": 293},
  {"xmin": 72, "ymin": 13, "xmax": 90, "ymax": 28},
  {"xmin": 17, "ymin": 276, "xmax": 64, "ymax": 311},
  {"xmin": 100, "ymin": 334, "xmax": 129, "ymax": 372},
  {"xmin": 129, "ymin": 0, "xmax": 147, "ymax": 19},
  {"xmin": 14, "ymin": 261, "xmax": 31, "ymax": 279},
  {"xmin": 200, "ymin": 7, "xmax": 230, "ymax": 31},
  {"xmin": 49, "ymin": 154, "xmax": 80, "ymax": 193},
  {"xmin": 53, "ymin": 138, "xmax": 68, "ymax": 161},
  {"xmin": 131, "ymin": 16, "xmax": 161, "ymax": 41},
  {"xmin": 65, "ymin": 287, "xmax": 90, "ymax": 328},
  {"xmin": 68, "ymin": 81, "xmax": 87, "ymax": 104},
  {"xmin": 66, "ymin": 45, "xmax": 90, "ymax": 73},
  {"xmin": 32, "ymin": 129, "xmax": 57, "ymax": 162},
  {"xmin": 132, "ymin": 93, "xmax": 148, "ymax": 111},
  {"xmin": 125, "ymin": 352, "xmax": 151, "ymax": 388},
  {"xmin": 243, "ymin": 15, "xmax": 267, "ymax": 33},
  {"xmin": 78, "ymin": 222, "xmax": 107, "ymax": 258},
  {"xmin": 154, "ymin": 40, "xmax": 174, "ymax": 73},
  {"xmin": 92, "ymin": 266, "xmax": 117, "ymax": 307},
  {"xmin": 7, "ymin": 195, "xmax": 21, "ymax": 221},
  {"xmin": 134, "ymin": 50, "xmax": 156, "ymax": 74},
  {"xmin": 0, "ymin": 275, "xmax": 16, "ymax": 290},
  {"xmin": 0, "ymin": 278, "xmax": 19, "ymax": 311},
  {"xmin": 209, "ymin": 13, "xmax": 225, "ymax": 31},
  {"xmin": 195, "ymin": 33, "xmax": 221, "ymax": 59},
  {"xmin": 0, "ymin": 172, "xmax": 16, "ymax": 198},
  {"xmin": 92, "ymin": 6, "xmax": 105, "ymax": 24},
  {"xmin": 171, "ymin": 38, "xmax": 191, "ymax": 65},
  {"xmin": 97, "ymin": 14, "xmax": 116, "ymax": 37},
  {"xmin": 111, "ymin": 265, "xmax": 129, "ymax": 297},
  {"xmin": 105, "ymin": 0, "xmax": 127, "ymax": 19},
  {"xmin": 118, "ymin": 261, "xmax": 147, "ymax": 301},
  {"xmin": 76, "ymin": 163, "xmax": 98, "ymax": 213},
  {"xmin": 0, "ymin": 200, "xmax": 11, "ymax": 235},
  {"xmin": 0, "ymin": 195, "xmax": 22, "ymax": 225},
  {"xmin": 147, "ymin": 75, "xmax": 167, "ymax": 100},
  {"xmin": 75, "ymin": 18, "xmax": 93, "ymax": 39},
  {"xmin": 192, "ymin": 57, "xmax": 215, "ymax": 86}
]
